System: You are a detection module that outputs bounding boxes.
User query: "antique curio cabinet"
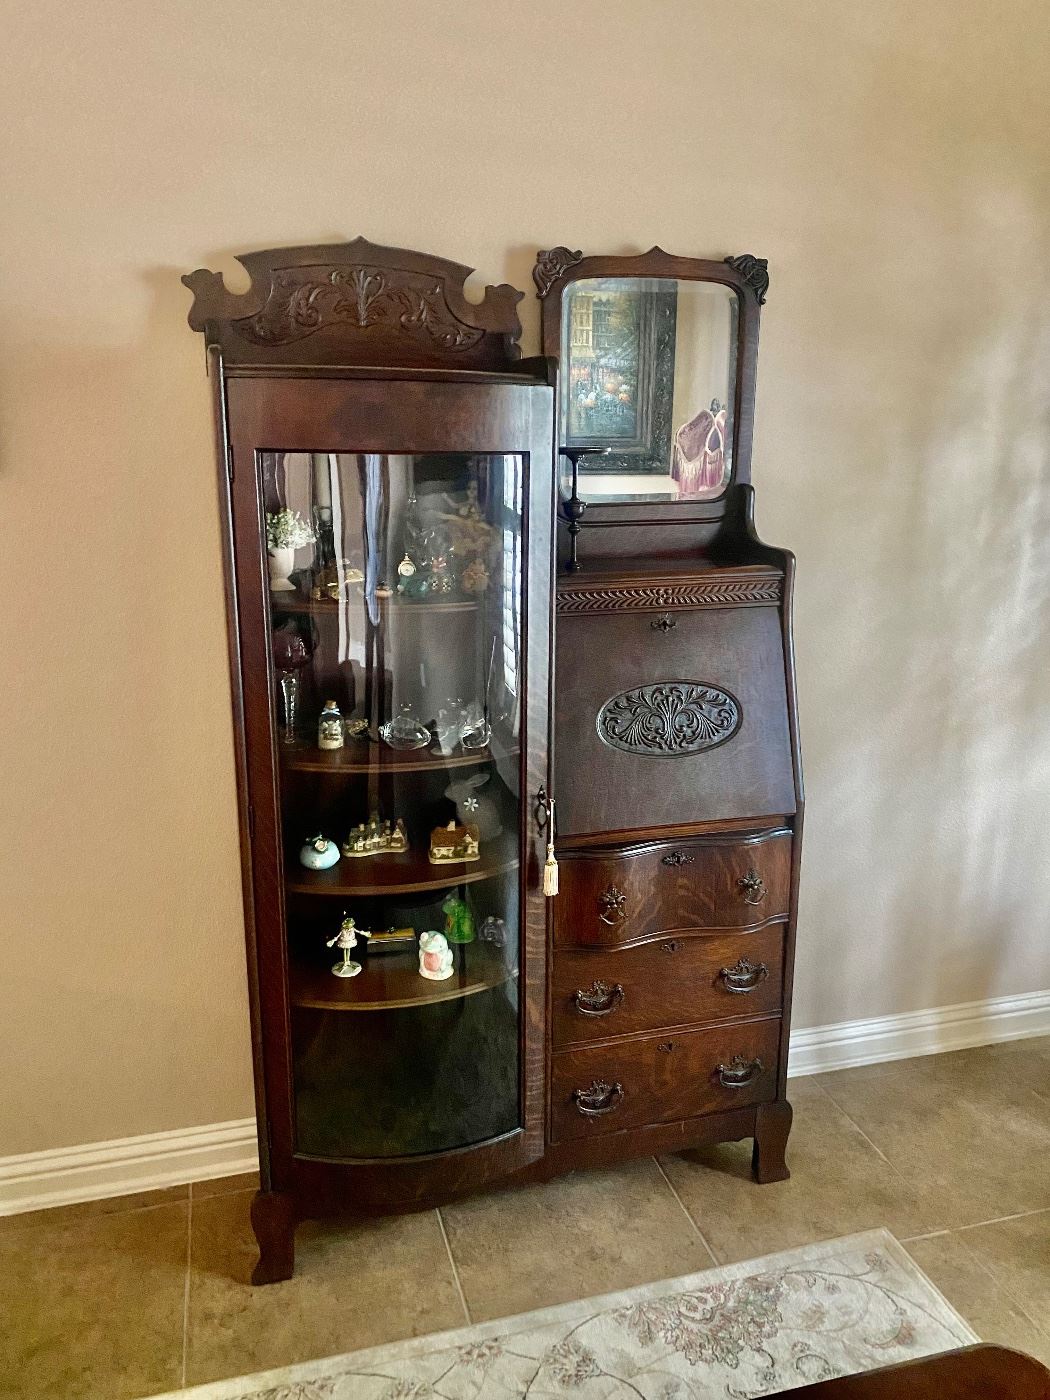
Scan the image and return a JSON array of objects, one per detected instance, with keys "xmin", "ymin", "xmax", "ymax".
[
  {"xmin": 187, "ymin": 238, "xmax": 801, "ymax": 1283},
  {"xmin": 185, "ymin": 240, "xmax": 554, "ymax": 1281}
]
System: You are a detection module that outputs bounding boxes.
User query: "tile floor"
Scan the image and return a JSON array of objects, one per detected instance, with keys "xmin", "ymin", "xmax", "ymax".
[{"xmin": 3, "ymin": 1037, "xmax": 1050, "ymax": 1399}]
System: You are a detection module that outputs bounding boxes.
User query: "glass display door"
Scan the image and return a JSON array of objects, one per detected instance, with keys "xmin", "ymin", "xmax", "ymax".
[{"xmin": 263, "ymin": 448, "xmax": 526, "ymax": 1158}]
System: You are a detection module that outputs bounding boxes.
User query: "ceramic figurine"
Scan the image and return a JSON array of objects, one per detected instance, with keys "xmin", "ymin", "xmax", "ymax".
[
  {"xmin": 418, "ymin": 930, "xmax": 454, "ymax": 981},
  {"xmin": 318, "ymin": 700, "xmax": 345, "ymax": 750},
  {"xmin": 341, "ymin": 811, "xmax": 408, "ymax": 859},
  {"xmin": 326, "ymin": 913, "xmax": 365, "ymax": 978},
  {"xmin": 344, "ymin": 716, "xmax": 369, "ymax": 740},
  {"xmin": 429, "ymin": 820, "xmax": 481, "ymax": 865},
  {"xmin": 444, "ymin": 772, "xmax": 502, "ymax": 839},
  {"xmin": 442, "ymin": 894, "xmax": 476, "ymax": 944},
  {"xmin": 479, "ymin": 915, "xmax": 507, "ymax": 947},
  {"xmin": 300, "ymin": 835, "xmax": 340, "ymax": 870},
  {"xmin": 460, "ymin": 557, "xmax": 489, "ymax": 596}
]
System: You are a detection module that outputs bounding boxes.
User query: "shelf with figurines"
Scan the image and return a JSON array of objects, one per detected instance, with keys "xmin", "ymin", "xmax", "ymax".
[
  {"xmin": 286, "ymin": 823, "xmax": 519, "ymax": 898},
  {"xmin": 289, "ymin": 910, "xmax": 517, "ymax": 1013}
]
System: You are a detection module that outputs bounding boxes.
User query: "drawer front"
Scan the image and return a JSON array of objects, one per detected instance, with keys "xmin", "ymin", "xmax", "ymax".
[
  {"xmin": 551, "ymin": 1018, "xmax": 781, "ymax": 1142},
  {"xmin": 554, "ymin": 604, "xmax": 796, "ymax": 839},
  {"xmin": 554, "ymin": 830, "xmax": 791, "ymax": 949},
  {"xmin": 551, "ymin": 925, "xmax": 785, "ymax": 1047}
]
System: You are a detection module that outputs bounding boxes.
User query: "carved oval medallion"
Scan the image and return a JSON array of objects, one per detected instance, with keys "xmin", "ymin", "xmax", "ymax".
[{"xmin": 596, "ymin": 681, "xmax": 741, "ymax": 757}]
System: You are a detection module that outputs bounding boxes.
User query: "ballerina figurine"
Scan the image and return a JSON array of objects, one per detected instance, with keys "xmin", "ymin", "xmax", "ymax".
[{"xmin": 326, "ymin": 913, "xmax": 367, "ymax": 979}]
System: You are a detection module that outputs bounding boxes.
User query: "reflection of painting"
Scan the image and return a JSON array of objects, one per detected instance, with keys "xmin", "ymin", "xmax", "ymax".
[
  {"xmin": 561, "ymin": 279, "xmax": 676, "ymax": 473},
  {"xmin": 672, "ymin": 398, "xmax": 727, "ymax": 495}
]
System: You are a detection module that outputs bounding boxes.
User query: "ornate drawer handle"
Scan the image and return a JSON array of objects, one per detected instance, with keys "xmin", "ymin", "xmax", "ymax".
[
  {"xmin": 716, "ymin": 1055, "xmax": 764, "ymax": 1089},
  {"xmin": 598, "ymin": 885, "xmax": 627, "ymax": 926},
  {"xmin": 661, "ymin": 850, "xmax": 695, "ymax": 868},
  {"xmin": 573, "ymin": 980, "xmax": 625, "ymax": 1017},
  {"xmin": 718, "ymin": 957, "xmax": 769, "ymax": 995},
  {"xmin": 651, "ymin": 614, "xmax": 677, "ymax": 633},
  {"xmin": 737, "ymin": 869, "xmax": 767, "ymax": 905},
  {"xmin": 573, "ymin": 1079, "xmax": 625, "ymax": 1117}
]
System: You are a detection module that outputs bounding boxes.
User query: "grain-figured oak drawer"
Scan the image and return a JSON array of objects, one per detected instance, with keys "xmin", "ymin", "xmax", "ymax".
[
  {"xmin": 551, "ymin": 1017, "xmax": 781, "ymax": 1143},
  {"xmin": 553, "ymin": 829, "xmax": 791, "ymax": 949},
  {"xmin": 551, "ymin": 925, "xmax": 785, "ymax": 1047}
]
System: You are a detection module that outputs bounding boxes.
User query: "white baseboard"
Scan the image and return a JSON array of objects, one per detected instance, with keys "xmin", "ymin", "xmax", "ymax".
[
  {"xmin": 0, "ymin": 1118, "xmax": 258, "ymax": 1217},
  {"xmin": 3, "ymin": 990, "xmax": 1049, "ymax": 1217},
  {"xmin": 787, "ymin": 988, "xmax": 1050, "ymax": 1076}
]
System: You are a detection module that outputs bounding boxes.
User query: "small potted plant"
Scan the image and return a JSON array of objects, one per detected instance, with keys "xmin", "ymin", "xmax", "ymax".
[{"xmin": 266, "ymin": 509, "xmax": 315, "ymax": 592}]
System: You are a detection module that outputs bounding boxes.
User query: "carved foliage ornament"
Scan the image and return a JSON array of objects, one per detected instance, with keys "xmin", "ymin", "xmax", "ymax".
[
  {"xmin": 724, "ymin": 253, "xmax": 770, "ymax": 305},
  {"xmin": 533, "ymin": 246, "xmax": 584, "ymax": 298},
  {"xmin": 239, "ymin": 264, "xmax": 484, "ymax": 350},
  {"xmin": 597, "ymin": 682, "xmax": 741, "ymax": 757}
]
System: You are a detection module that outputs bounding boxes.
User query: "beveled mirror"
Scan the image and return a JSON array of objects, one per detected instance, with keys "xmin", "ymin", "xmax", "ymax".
[{"xmin": 535, "ymin": 247, "xmax": 768, "ymax": 509}]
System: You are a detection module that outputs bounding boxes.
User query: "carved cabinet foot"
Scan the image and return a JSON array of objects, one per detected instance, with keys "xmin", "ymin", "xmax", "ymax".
[
  {"xmin": 250, "ymin": 1190, "xmax": 296, "ymax": 1284},
  {"xmin": 752, "ymin": 1099, "xmax": 792, "ymax": 1184}
]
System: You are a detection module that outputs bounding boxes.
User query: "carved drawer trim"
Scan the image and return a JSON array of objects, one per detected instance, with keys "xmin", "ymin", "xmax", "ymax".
[{"xmin": 557, "ymin": 575, "xmax": 783, "ymax": 615}]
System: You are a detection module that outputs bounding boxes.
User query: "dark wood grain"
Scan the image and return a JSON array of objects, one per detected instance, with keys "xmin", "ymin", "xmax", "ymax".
[
  {"xmin": 790, "ymin": 1346, "xmax": 1050, "ymax": 1399},
  {"xmin": 550, "ymin": 1017, "xmax": 780, "ymax": 1142},
  {"xmin": 553, "ymin": 831, "xmax": 792, "ymax": 949},
  {"xmin": 551, "ymin": 924, "xmax": 785, "ymax": 1046}
]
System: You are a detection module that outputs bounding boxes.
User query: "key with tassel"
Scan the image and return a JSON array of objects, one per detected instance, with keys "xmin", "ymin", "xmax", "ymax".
[{"xmin": 543, "ymin": 796, "xmax": 559, "ymax": 897}]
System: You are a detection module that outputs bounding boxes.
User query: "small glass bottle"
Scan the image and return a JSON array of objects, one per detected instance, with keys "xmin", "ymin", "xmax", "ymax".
[{"xmin": 318, "ymin": 699, "xmax": 345, "ymax": 750}]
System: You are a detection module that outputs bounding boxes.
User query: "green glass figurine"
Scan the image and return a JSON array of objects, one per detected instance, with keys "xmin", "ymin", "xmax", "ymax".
[{"xmin": 442, "ymin": 894, "xmax": 475, "ymax": 944}]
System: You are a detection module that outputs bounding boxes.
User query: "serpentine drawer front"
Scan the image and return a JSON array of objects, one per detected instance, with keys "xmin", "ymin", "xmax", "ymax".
[
  {"xmin": 550, "ymin": 1017, "xmax": 781, "ymax": 1142},
  {"xmin": 554, "ymin": 605, "xmax": 796, "ymax": 839},
  {"xmin": 551, "ymin": 925, "xmax": 785, "ymax": 1047},
  {"xmin": 553, "ymin": 830, "xmax": 791, "ymax": 950}
]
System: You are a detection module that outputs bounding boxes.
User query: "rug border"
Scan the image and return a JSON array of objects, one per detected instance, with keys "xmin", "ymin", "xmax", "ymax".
[{"xmin": 153, "ymin": 1227, "xmax": 978, "ymax": 1399}]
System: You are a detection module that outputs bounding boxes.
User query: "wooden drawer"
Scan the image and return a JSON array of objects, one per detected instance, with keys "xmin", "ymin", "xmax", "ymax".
[
  {"xmin": 553, "ymin": 829, "xmax": 791, "ymax": 949},
  {"xmin": 551, "ymin": 925, "xmax": 785, "ymax": 1047},
  {"xmin": 551, "ymin": 1017, "xmax": 781, "ymax": 1142}
]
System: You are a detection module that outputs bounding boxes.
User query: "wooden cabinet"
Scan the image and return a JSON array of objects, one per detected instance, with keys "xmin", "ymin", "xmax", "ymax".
[{"xmin": 186, "ymin": 238, "xmax": 801, "ymax": 1282}]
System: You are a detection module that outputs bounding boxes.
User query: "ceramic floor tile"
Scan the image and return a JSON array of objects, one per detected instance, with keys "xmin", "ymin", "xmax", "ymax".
[
  {"xmin": 186, "ymin": 1191, "xmax": 466, "ymax": 1386},
  {"xmin": 957, "ymin": 1210, "xmax": 1050, "ymax": 1335},
  {"xmin": 816, "ymin": 1046, "xmax": 1050, "ymax": 1230},
  {"xmin": 0, "ymin": 1184, "xmax": 188, "ymax": 1235},
  {"xmin": 903, "ymin": 1231, "xmax": 1050, "ymax": 1366},
  {"xmin": 0, "ymin": 1201, "xmax": 188, "ymax": 1400},
  {"xmin": 660, "ymin": 1077, "xmax": 936, "ymax": 1264},
  {"xmin": 440, "ymin": 1156, "xmax": 709, "ymax": 1322},
  {"xmin": 190, "ymin": 1170, "xmax": 260, "ymax": 1201}
]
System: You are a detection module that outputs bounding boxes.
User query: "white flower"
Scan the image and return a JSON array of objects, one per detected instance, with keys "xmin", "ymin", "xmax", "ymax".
[{"xmin": 267, "ymin": 509, "xmax": 316, "ymax": 551}]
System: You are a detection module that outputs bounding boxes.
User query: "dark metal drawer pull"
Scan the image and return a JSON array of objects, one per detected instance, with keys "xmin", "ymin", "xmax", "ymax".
[
  {"xmin": 651, "ymin": 614, "xmax": 677, "ymax": 633},
  {"xmin": 663, "ymin": 939, "xmax": 680, "ymax": 954},
  {"xmin": 573, "ymin": 1079, "xmax": 625, "ymax": 1116},
  {"xmin": 598, "ymin": 885, "xmax": 627, "ymax": 926},
  {"xmin": 718, "ymin": 957, "xmax": 769, "ymax": 995},
  {"xmin": 737, "ymin": 869, "xmax": 767, "ymax": 905},
  {"xmin": 716, "ymin": 1055, "xmax": 764, "ymax": 1089},
  {"xmin": 661, "ymin": 850, "xmax": 695, "ymax": 867},
  {"xmin": 573, "ymin": 980, "xmax": 625, "ymax": 1017}
]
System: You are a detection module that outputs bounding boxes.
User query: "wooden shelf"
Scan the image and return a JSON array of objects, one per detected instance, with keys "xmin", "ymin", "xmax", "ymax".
[
  {"xmin": 272, "ymin": 592, "xmax": 478, "ymax": 617},
  {"xmin": 290, "ymin": 942, "xmax": 517, "ymax": 1012},
  {"xmin": 279, "ymin": 738, "xmax": 509, "ymax": 775},
  {"xmin": 286, "ymin": 830, "xmax": 518, "ymax": 897}
]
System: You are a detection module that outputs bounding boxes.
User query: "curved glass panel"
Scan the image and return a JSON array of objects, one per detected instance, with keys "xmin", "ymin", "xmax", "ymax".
[
  {"xmin": 264, "ymin": 450, "xmax": 523, "ymax": 1159},
  {"xmin": 559, "ymin": 277, "xmax": 738, "ymax": 502}
]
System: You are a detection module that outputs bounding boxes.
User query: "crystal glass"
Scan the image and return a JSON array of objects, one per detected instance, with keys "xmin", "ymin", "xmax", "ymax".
[{"xmin": 379, "ymin": 703, "xmax": 430, "ymax": 751}]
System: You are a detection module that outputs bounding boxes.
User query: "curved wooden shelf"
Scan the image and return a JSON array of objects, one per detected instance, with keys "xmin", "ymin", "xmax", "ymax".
[
  {"xmin": 290, "ymin": 942, "xmax": 517, "ymax": 1012},
  {"xmin": 279, "ymin": 738, "xmax": 509, "ymax": 775},
  {"xmin": 286, "ymin": 831, "xmax": 518, "ymax": 897},
  {"xmin": 272, "ymin": 592, "xmax": 478, "ymax": 617}
]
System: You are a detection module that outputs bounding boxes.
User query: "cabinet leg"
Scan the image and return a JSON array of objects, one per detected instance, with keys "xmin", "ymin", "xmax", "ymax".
[
  {"xmin": 752, "ymin": 1099, "xmax": 792, "ymax": 1184},
  {"xmin": 250, "ymin": 1190, "xmax": 296, "ymax": 1284}
]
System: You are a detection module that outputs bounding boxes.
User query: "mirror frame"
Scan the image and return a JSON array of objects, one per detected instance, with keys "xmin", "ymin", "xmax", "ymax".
[{"xmin": 534, "ymin": 246, "xmax": 767, "ymax": 518}]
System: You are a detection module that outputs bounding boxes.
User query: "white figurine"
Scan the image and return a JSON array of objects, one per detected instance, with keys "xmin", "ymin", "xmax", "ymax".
[
  {"xmin": 300, "ymin": 834, "xmax": 340, "ymax": 870},
  {"xmin": 327, "ymin": 913, "xmax": 366, "ymax": 978},
  {"xmin": 418, "ymin": 930, "xmax": 454, "ymax": 981}
]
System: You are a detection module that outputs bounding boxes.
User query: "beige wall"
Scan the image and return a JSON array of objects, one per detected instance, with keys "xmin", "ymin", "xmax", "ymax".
[{"xmin": 3, "ymin": 1, "xmax": 1049, "ymax": 1156}]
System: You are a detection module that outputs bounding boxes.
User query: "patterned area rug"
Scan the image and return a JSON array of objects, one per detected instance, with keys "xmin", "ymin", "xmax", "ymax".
[{"xmin": 155, "ymin": 1229, "xmax": 977, "ymax": 1399}]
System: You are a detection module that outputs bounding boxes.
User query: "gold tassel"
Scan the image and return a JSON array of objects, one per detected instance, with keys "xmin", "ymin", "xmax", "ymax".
[{"xmin": 543, "ymin": 839, "xmax": 559, "ymax": 897}]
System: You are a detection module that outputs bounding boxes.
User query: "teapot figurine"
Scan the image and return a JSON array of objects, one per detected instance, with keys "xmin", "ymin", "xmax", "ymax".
[
  {"xmin": 299, "ymin": 834, "xmax": 341, "ymax": 870},
  {"xmin": 418, "ymin": 930, "xmax": 454, "ymax": 981}
]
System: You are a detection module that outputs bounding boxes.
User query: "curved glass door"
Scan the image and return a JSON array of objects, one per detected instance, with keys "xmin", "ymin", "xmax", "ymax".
[{"xmin": 264, "ymin": 450, "xmax": 524, "ymax": 1159}]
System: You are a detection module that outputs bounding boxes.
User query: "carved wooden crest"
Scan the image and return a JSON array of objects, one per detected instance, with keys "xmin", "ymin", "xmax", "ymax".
[
  {"xmin": 596, "ymin": 682, "xmax": 741, "ymax": 757},
  {"xmin": 183, "ymin": 237, "xmax": 524, "ymax": 370}
]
